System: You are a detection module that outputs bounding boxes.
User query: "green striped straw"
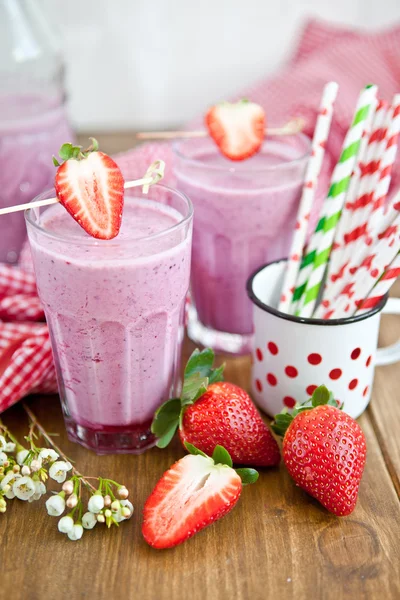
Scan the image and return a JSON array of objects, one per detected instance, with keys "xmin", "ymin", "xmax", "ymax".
[{"xmin": 292, "ymin": 84, "xmax": 378, "ymax": 317}]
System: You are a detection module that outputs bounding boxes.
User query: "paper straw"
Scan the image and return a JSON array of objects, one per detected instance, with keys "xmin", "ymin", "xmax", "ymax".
[
  {"xmin": 278, "ymin": 82, "xmax": 339, "ymax": 313},
  {"xmin": 363, "ymin": 96, "xmax": 400, "ymax": 237},
  {"xmin": 315, "ymin": 98, "xmax": 400, "ymax": 316},
  {"xmin": 314, "ymin": 188, "xmax": 400, "ymax": 317},
  {"xmin": 325, "ymin": 98, "xmax": 384, "ymax": 282},
  {"xmin": 295, "ymin": 84, "xmax": 378, "ymax": 317},
  {"xmin": 321, "ymin": 212, "xmax": 400, "ymax": 319},
  {"xmin": 355, "ymin": 251, "xmax": 400, "ymax": 314}
]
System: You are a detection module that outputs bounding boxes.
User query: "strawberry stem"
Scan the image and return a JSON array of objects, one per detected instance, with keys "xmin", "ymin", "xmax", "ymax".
[{"xmin": 271, "ymin": 385, "xmax": 339, "ymax": 437}]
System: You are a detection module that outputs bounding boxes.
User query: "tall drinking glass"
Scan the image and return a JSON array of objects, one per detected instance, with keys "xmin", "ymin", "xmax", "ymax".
[
  {"xmin": 26, "ymin": 184, "xmax": 193, "ymax": 454},
  {"xmin": 174, "ymin": 134, "xmax": 311, "ymax": 355}
]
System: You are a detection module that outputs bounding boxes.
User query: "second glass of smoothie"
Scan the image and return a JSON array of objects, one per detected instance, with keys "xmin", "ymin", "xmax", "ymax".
[
  {"xmin": 25, "ymin": 184, "xmax": 193, "ymax": 454},
  {"xmin": 174, "ymin": 134, "xmax": 311, "ymax": 355}
]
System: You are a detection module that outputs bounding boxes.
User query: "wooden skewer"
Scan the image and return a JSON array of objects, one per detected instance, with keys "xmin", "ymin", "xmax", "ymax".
[
  {"xmin": 135, "ymin": 117, "xmax": 305, "ymax": 140},
  {"xmin": 0, "ymin": 161, "xmax": 165, "ymax": 217}
]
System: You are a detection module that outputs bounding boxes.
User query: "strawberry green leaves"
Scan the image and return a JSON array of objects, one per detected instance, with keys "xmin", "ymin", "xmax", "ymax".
[
  {"xmin": 151, "ymin": 398, "xmax": 181, "ymax": 449},
  {"xmin": 212, "ymin": 445, "xmax": 233, "ymax": 468},
  {"xmin": 184, "ymin": 442, "xmax": 259, "ymax": 485},
  {"xmin": 272, "ymin": 385, "xmax": 339, "ymax": 437},
  {"xmin": 151, "ymin": 348, "xmax": 224, "ymax": 448},
  {"xmin": 52, "ymin": 138, "xmax": 99, "ymax": 167}
]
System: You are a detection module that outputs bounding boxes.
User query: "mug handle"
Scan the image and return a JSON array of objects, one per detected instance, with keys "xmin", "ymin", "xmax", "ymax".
[{"xmin": 376, "ymin": 298, "xmax": 400, "ymax": 366}]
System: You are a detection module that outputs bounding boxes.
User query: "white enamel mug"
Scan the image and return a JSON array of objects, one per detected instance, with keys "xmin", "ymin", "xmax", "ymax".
[{"xmin": 247, "ymin": 259, "xmax": 400, "ymax": 419}]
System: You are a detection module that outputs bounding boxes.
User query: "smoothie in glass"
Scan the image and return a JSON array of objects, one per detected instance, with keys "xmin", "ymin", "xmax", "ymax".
[
  {"xmin": 0, "ymin": 95, "xmax": 74, "ymax": 263},
  {"xmin": 26, "ymin": 185, "xmax": 193, "ymax": 454},
  {"xmin": 174, "ymin": 135, "xmax": 311, "ymax": 354}
]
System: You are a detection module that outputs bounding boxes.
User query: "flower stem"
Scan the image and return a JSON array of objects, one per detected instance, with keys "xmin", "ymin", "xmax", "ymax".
[
  {"xmin": 22, "ymin": 404, "xmax": 96, "ymax": 492},
  {"xmin": 0, "ymin": 418, "xmax": 22, "ymax": 447}
]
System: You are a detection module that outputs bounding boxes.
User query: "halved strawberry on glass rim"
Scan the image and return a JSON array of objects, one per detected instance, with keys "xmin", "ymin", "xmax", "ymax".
[
  {"xmin": 53, "ymin": 138, "xmax": 124, "ymax": 240},
  {"xmin": 205, "ymin": 99, "xmax": 266, "ymax": 161}
]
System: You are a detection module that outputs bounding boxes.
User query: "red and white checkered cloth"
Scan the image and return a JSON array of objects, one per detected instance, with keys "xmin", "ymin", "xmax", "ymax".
[{"xmin": 1, "ymin": 18, "xmax": 400, "ymax": 413}]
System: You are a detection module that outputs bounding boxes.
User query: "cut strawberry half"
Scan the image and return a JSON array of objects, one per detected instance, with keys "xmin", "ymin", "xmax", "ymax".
[
  {"xmin": 53, "ymin": 139, "xmax": 124, "ymax": 239},
  {"xmin": 142, "ymin": 444, "xmax": 258, "ymax": 549},
  {"xmin": 205, "ymin": 99, "xmax": 265, "ymax": 161}
]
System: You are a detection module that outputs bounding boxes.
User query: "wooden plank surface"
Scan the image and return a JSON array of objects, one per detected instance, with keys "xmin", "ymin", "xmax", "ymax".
[
  {"xmin": 1, "ymin": 336, "xmax": 399, "ymax": 600},
  {"xmin": 1, "ymin": 133, "xmax": 399, "ymax": 599}
]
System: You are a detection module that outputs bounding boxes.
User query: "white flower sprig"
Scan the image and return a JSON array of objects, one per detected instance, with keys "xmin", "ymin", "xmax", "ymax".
[{"xmin": 0, "ymin": 406, "xmax": 134, "ymax": 541}]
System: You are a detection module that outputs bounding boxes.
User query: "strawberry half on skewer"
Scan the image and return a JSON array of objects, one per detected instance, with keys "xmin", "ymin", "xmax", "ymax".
[
  {"xmin": 205, "ymin": 99, "xmax": 266, "ymax": 161},
  {"xmin": 53, "ymin": 138, "xmax": 124, "ymax": 239}
]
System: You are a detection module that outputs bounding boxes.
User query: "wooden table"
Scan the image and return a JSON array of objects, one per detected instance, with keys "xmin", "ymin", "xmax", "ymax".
[{"xmin": 1, "ymin": 134, "xmax": 400, "ymax": 600}]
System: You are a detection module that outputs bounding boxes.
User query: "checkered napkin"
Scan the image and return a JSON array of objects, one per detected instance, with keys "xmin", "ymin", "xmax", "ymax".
[
  {"xmin": 1, "ymin": 18, "xmax": 400, "ymax": 414},
  {"xmin": 0, "ymin": 262, "xmax": 58, "ymax": 413}
]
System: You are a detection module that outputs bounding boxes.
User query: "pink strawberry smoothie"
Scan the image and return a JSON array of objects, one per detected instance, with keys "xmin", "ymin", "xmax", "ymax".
[
  {"xmin": 174, "ymin": 135, "xmax": 311, "ymax": 344},
  {"xmin": 0, "ymin": 95, "xmax": 74, "ymax": 263},
  {"xmin": 26, "ymin": 190, "xmax": 193, "ymax": 453}
]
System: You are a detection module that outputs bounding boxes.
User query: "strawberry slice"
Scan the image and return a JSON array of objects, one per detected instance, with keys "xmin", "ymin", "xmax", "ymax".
[
  {"xmin": 142, "ymin": 444, "xmax": 258, "ymax": 549},
  {"xmin": 205, "ymin": 99, "xmax": 265, "ymax": 161},
  {"xmin": 53, "ymin": 139, "xmax": 124, "ymax": 239}
]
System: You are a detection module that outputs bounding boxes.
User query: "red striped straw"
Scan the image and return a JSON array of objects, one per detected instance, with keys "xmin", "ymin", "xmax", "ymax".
[
  {"xmin": 315, "ymin": 97, "xmax": 400, "ymax": 317},
  {"xmin": 278, "ymin": 82, "xmax": 338, "ymax": 314},
  {"xmin": 325, "ymin": 97, "xmax": 382, "ymax": 283},
  {"xmin": 320, "ymin": 212, "xmax": 400, "ymax": 319},
  {"xmin": 355, "ymin": 252, "xmax": 400, "ymax": 314},
  {"xmin": 364, "ymin": 96, "xmax": 400, "ymax": 238}
]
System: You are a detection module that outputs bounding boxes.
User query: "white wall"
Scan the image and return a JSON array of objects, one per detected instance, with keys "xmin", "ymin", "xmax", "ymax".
[{"xmin": 41, "ymin": 0, "xmax": 400, "ymax": 131}]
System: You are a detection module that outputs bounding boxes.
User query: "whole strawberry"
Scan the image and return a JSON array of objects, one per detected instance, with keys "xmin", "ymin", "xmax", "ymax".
[
  {"xmin": 151, "ymin": 349, "xmax": 280, "ymax": 467},
  {"xmin": 272, "ymin": 386, "xmax": 367, "ymax": 516}
]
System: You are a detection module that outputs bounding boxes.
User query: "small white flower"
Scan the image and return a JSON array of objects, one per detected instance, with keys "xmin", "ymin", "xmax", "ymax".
[
  {"xmin": 112, "ymin": 499, "xmax": 134, "ymax": 523},
  {"xmin": 16, "ymin": 449, "xmax": 29, "ymax": 465},
  {"xmin": 46, "ymin": 494, "xmax": 66, "ymax": 516},
  {"xmin": 117, "ymin": 486, "xmax": 129, "ymax": 499},
  {"xmin": 1, "ymin": 471, "xmax": 21, "ymax": 498},
  {"xmin": 12, "ymin": 476, "xmax": 36, "ymax": 500},
  {"xmin": 39, "ymin": 448, "xmax": 59, "ymax": 463},
  {"xmin": 58, "ymin": 515, "xmax": 74, "ymax": 533},
  {"xmin": 104, "ymin": 494, "xmax": 112, "ymax": 507},
  {"xmin": 67, "ymin": 523, "xmax": 83, "ymax": 541},
  {"xmin": 5, "ymin": 442, "xmax": 15, "ymax": 453},
  {"xmin": 66, "ymin": 493, "xmax": 78, "ymax": 509},
  {"xmin": 111, "ymin": 500, "xmax": 120, "ymax": 511},
  {"xmin": 21, "ymin": 465, "xmax": 31, "ymax": 476},
  {"xmin": 0, "ymin": 435, "xmax": 7, "ymax": 450},
  {"xmin": 29, "ymin": 480, "xmax": 46, "ymax": 502},
  {"xmin": 88, "ymin": 493, "xmax": 104, "ymax": 514},
  {"xmin": 30, "ymin": 458, "xmax": 42, "ymax": 473},
  {"xmin": 62, "ymin": 480, "xmax": 74, "ymax": 495},
  {"xmin": 49, "ymin": 461, "xmax": 72, "ymax": 483},
  {"xmin": 82, "ymin": 512, "xmax": 97, "ymax": 529},
  {"xmin": 0, "ymin": 452, "xmax": 8, "ymax": 466},
  {"xmin": 97, "ymin": 514, "xmax": 105, "ymax": 523},
  {"xmin": 121, "ymin": 500, "xmax": 134, "ymax": 519}
]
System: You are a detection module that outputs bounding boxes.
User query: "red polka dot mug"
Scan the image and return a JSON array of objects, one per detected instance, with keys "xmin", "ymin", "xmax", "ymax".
[{"xmin": 247, "ymin": 259, "xmax": 400, "ymax": 419}]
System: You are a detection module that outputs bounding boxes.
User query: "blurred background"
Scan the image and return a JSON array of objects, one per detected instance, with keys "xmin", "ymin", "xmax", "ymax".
[{"xmin": 40, "ymin": 0, "xmax": 400, "ymax": 131}]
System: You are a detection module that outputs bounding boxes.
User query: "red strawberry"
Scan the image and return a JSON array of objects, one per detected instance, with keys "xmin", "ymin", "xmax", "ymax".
[
  {"xmin": 272, "ymin": 385, "xmax": 367, "ymax": 516},
  {"xmin": 205, "ymin": 99, "xmax": 265, "ymax": 161},
  {"xmin": 53, "ymin": 138, "xmax": 124, "ymax": 239},
  {"xmin": 180, "ymin": 382, "xmax": 280, "ymax": 467},
  {"xmin": 151, "ymin": 348, "xmax": 280, "ymax": 467},
  {"xmin": 142, "ymin": 444, "xmax": 258, "ymax": 549}
]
